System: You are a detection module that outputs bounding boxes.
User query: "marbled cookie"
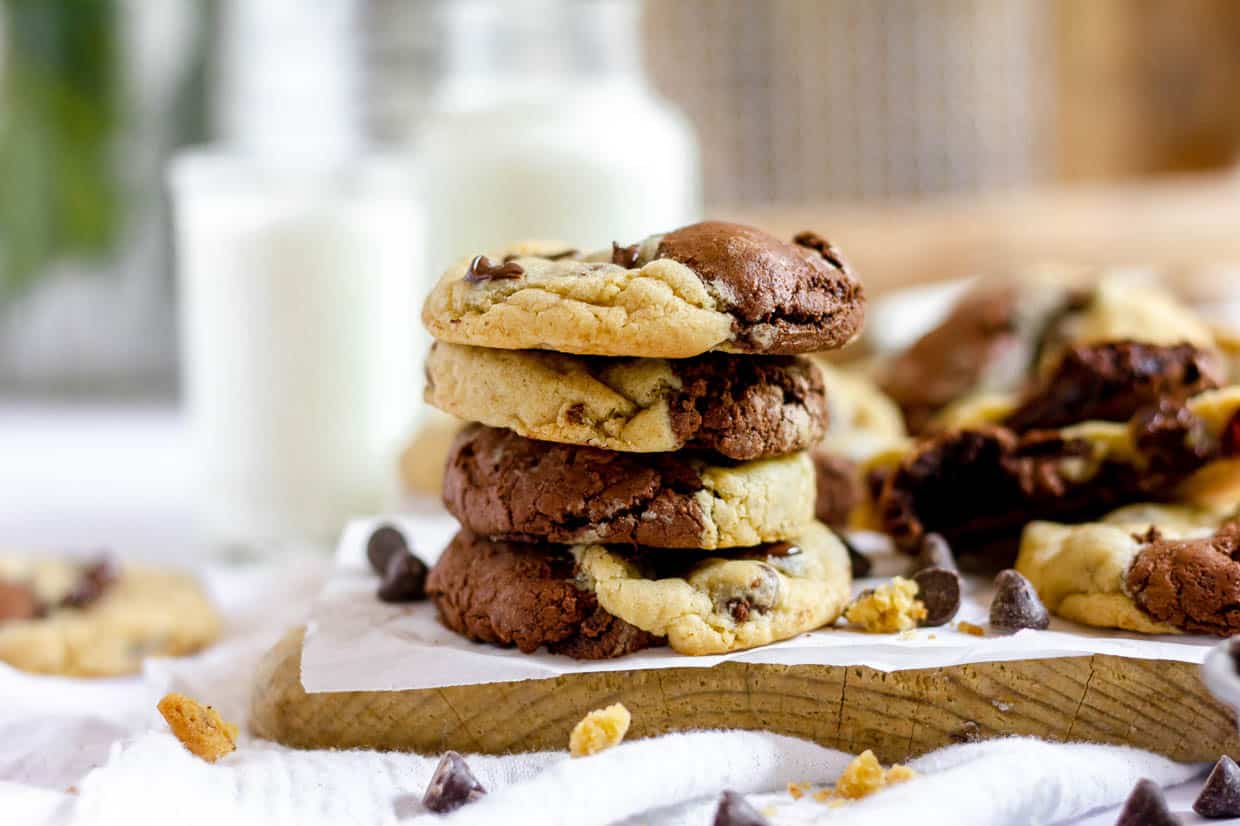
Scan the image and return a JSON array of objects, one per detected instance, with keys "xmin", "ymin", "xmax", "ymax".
[
  {"xmin": 425, "ymin": 342, "xmax": 827, "ymax": 459},
  {"xmin": 422, "ymin": 221, "xmax": 865, "ymax": 358},
  {"xmin": 443, "ymin": 425, "xmax": 815, "ymax": 549},
  {"xmin": 426, "ymin": 530, "xmax": 661, "ymax": 659},
  {"xmin": 881, "ymin": 274, "xmax": 1217, "ymax": 434},
  {"xmin": 0, "ymin": 556, "xmax": 218, "ymax": 676},
  {"xmin": 427, "ymin": 522, "xmax": 850, "ymax": 658},
  {"xmin": 1017, "ymin": 503, "xmax": 1240, "ymax": 635},
  {"xmin": 874, "ymin": 386, "xmax": 1240, "ymax": 556}
]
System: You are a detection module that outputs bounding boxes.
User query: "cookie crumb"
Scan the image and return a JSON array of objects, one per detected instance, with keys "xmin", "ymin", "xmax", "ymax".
[
  {"xmin": 157, "ymin": 692, "xmax": 237, "ymax": 763},
  {"xmin": 812, "ymin": 788, "xmax": 832, "ymax": 803},
  {"xmin": 957, "ymin": 620, "xmax": 985, "ymax": 637},
  {"xmin": 898, "ymin": 629, "xmax": 917, "ymax": 640},
  {"xmin": 845, "ymin": 577, "xmax": 927, "ymax": 633},
  {"xmin": 787, "ymin": 781, "xmax": 806, "ymax": 800},
  {"xmin": 835, "ymin": 750, "xmax": 919, "ymax": 800},
  {"xmin": 569, "ymin": 702, "xmax": 631, "ymax": 757}
]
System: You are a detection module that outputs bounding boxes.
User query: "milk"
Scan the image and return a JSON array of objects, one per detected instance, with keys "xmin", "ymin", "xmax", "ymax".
[{"xmin": 169, "ymin": 154, "xmax": 423, "ymax": 550}]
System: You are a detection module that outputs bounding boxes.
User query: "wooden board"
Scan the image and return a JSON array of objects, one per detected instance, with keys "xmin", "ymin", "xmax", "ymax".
[{"xmin": 251, "ymin": 628, "xmax": 1239, "ymax": 762}]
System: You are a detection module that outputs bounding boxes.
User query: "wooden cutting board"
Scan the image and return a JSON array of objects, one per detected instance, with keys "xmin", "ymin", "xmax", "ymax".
[{"xmin": 250, "ymin": 628, "xmax": 1238, "ymax": 762}]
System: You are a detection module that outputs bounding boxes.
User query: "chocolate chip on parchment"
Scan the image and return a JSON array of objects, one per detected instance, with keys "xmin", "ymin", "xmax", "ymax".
[
  {"xmin": 367, "ymin": 525, "xmax": 408, "ymax": 575},
  {"xmin": 910, "ymin": 532, "xmax": 957, "ymax": 575},
  {"xmin": 988, "ymin": 569, "xmax": 1050, "ymax": 632},
  {"xmin": 839, "ymin": 533, "xmax": 872, "ymax": 578},
  {"xmin": 611, "ymin": 242, "xmax": 641, "ymax": 268},
  {"xmin": 464, "ymin": 254, "xmax": 524, "ymax": 283},
  {"xmin": 0, "ymin": 580, "xmax": 41, "ymax": 622},
  {"xmin": 913, "ymin": 567, "xmax": 961, "ymax": 627},
  {"xmin": 713, "ymin": 790, "xmax": 770, "ymax": 826},
  {"xmin": 792, "ymin": 230, "xmax": 852, "ymax": 276},
  {"xmin": 377, "ymin": 551, "xmax": 429, "ymax": 603},
  {"xmin": 1195, "ymin": 755, "xmax": 1240, "ymax": 818},
  {"xmin": 62, "ymin": 557, "xmax": 119, "ymax": 609},
  {"xmin": 1115, "ymin": 779, "xmax": 1180, "ymax": 826},
  {"xmin": 422, "ymin": 751, "xmax": 486, "ymax": 814}
]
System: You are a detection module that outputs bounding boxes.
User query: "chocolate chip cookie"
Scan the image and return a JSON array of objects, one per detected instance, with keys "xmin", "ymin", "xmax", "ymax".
[
  {"xmin": 1017, "ymin": 502, "xmax": 1240, "ymax": 635},
  {"xmin": 443, "ymin": 425, "xmax": 815, "ymax": 549},
  {"xmin": 577, "ymin": 520, "xmax": 851, "ymax": 655},
  {"xmin": 0, "ymin": 556, "xmax": 219, "ymax": 676},
  {"xmin": 425, "ymin": 342, "xmax": 828, "ymax": 459},
  {"xmin": 421, "ymin": 221, "xmax": 865, "ymax": 358}
]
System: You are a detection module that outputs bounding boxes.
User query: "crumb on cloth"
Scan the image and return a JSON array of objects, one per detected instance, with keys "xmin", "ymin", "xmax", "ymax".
[
  {"xmin": 569, "ymin": 702, "xmax": 631, "ymax": 757},
  {"xmin": 157, "ymin": 692, "xmax": 238, "ymax": 763}
]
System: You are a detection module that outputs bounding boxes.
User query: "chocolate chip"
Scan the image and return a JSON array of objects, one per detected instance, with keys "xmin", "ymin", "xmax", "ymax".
[
  {"xmin": 1224, "ymin": 409, "xmax": 1240, "ymax": 456},
  {"xmin": 712, "ymin": 790, "xmax": 769, "ymax": 826},
  {"xmin": 1115, "ymin": 778, "xmax": 1180, "ymax": 826},
  {"xmin": 989, "ymin": 569, "xmax": 1050, "ymax": 632},
  {"xmin": 377, "ymin": 551, "xmax": 429, "ymax": 603},
  {"xmin": 62, "ymin": 557, "xmax": 119, "ymax": 609},
  {"xmin": 763, "ymin": 541, "xmax": 801, "ymax": 558},
  {"xmin": 839, "ymin": 534, "xmax": 872, "ymax": 577},
  {"xmin": 910, "ymin": 532, "xmax": 957, "ymax": 574},
  {"xmin": 913, "ymin": 567, "xmax": 961, "ymax": 627},
  {"xmin": 728, "ymin": 598, "xmax": 751, "ymax": 622},
  {"xmin": 422, "ymin": 751, "xmax": 485, "ymax": 814},
  {"xmin": 792, "ymin": 230, "xmax": 852, "ymax": 276},
  {"xmin": 1195, "ymin": 756, "xmax": 1240, "ymax": 818},
  {"xmin": 611, "ymin": 242, "xmax": 641, "ymax": 268},
  {"xmin": 367, "ymin": 525, "xmax": 408, "ymax": 575},
  {"xmin": 464, "ymin": 254, "xmax": 524, "ymax": 283},
  {"xmin": 0, "ymin": 580, "xmax": 41, "ymax": 622}
]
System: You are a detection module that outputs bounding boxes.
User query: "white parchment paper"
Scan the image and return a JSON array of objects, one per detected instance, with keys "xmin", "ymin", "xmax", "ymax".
[{"xmin": 300, "ymin": 509, "xmax": 1218, "ymax": 694}]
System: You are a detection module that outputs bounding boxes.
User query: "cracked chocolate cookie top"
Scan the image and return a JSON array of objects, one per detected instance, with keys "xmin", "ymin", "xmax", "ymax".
[
  {"xmin": 1127, "ymin": 519, "xmax": 1240, "ymax": 636},
  {"xmin": 421, "ymin": 221, "xmax": 865, "ymax": 358},
  {"xmin": 442, "ymin": 425, "xmax": 815, "ymax": 549}
]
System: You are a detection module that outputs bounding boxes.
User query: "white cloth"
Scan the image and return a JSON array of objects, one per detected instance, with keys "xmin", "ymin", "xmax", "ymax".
[{"xmin": 0, "ymin": 563, "xmax": 1230, "ymax": 826}]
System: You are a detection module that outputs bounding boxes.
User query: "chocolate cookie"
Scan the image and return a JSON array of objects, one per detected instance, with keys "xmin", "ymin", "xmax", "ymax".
[
  {"xmin": 877, "ymin": 388, "xmax": 1240, "ymax": 556},
  {"xmin": 425, "ymin": 530, "xmax": 662, "ymax": 659},
  {"xmin": 443, "ymin": 426, "xmax": 815, "ymax": 549},
  {"xmin": 425, "ymin": 342, "xmax": 828, "ymax": 460},
  {"xmin": 421, "ymin": 221, "xmax": 865, "ymax": 358}
]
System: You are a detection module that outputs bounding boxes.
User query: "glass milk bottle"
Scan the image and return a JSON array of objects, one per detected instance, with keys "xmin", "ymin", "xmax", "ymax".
[
  {"xmin": 417, "ymin": 0, "xmax": 702, "ymax": 276},
  {"xmin": 168, "ymin": 0, "xmax": 424, "ymax": 553}
]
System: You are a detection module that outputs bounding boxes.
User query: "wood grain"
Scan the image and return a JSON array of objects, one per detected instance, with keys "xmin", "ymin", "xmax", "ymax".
[{"xmin": 251, "ymin": 628, "xmax": 1239, "ymax": 762}]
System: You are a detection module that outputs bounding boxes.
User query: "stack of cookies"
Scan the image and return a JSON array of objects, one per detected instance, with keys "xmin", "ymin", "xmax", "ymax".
[{"xmin": 418, "ymin": 221, "xmax": 866, "ymax": 658}]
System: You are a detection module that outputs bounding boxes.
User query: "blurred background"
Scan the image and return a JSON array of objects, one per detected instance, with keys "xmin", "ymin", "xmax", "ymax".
[{"xmin": 4, "ymin": 0, "xmax": 1240, "ymax": 554}]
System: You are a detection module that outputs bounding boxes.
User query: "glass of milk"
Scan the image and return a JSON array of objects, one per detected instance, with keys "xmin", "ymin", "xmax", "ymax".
[
  {"xmin": 417, "ymin": 0, "xmax": 702, "ymax": 275},
  {"xmin": 169, "ymin": 154, "xmax": 423, "ymax": 554}
]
